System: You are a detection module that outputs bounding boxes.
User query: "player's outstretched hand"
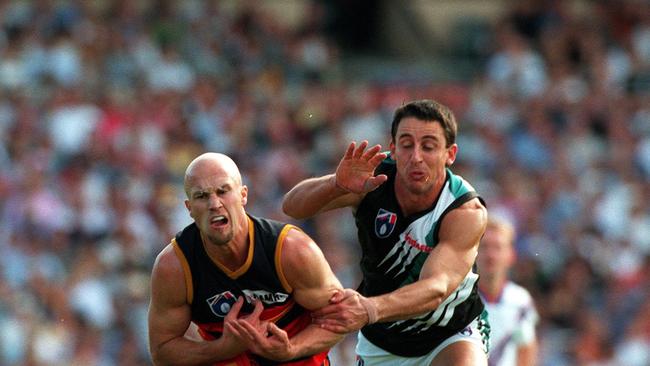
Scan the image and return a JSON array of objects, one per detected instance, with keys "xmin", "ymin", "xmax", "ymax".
[{"xmin": 335, "ymin": 141, "xmax": 388, "ymax": 194}]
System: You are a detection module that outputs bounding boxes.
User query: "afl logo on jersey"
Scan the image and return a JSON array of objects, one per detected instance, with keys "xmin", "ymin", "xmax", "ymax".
[
  {"xmin": 375, "ymin": 208, "xmax": 397, "ymax": 238},
  {"xmin": 206, "ymin": 291, "xmax": 237, "ymax": 317}
]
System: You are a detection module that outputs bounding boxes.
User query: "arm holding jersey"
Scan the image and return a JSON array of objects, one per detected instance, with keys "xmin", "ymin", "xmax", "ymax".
[{"xmin": 312, "ymin": 199, "xmax": 487, "ymax": 332}]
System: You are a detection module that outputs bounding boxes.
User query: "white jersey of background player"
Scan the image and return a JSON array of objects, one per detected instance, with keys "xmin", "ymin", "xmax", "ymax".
[{"xmin": 477, "ymin": 215, "xmax": 539, "ymax": 366}]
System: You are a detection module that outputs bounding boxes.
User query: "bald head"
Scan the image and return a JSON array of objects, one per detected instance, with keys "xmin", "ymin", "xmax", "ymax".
[
  {"xmin": 183, "ymin": 153, "xmax": 249, "ymax": 247},
  {"xmin": 184, "ymin": 153, "xmax": 243, "ymax": 198}
]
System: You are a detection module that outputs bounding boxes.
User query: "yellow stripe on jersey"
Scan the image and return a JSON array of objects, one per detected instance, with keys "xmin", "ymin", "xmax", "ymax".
[
  {"xmin": 172, "ymin": 239, "xmax": 194, "ymax": 304},
  {"xmin": 267, "ymin": 299, "xmax": 296, "ymax": 323},
  {"xmin": 275, "ymin": 224, "xmax": 297, "ymax": 293}
]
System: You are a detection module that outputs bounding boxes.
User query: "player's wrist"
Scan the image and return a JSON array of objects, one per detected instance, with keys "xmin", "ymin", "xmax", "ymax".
[
  {"xmin": 358, "ymin": 296, "xmax": 379, "ymax": 324},
  {"xmin": 331, "ymin": 174, "xmax": 349, "ymax": 194},
  {"xmin": 214, "ymin": 336, "xmax": 245, "ymax": 360},
  {"xmin": 285, "ymin": 344, "xmax": 299, "ymax": 361}
]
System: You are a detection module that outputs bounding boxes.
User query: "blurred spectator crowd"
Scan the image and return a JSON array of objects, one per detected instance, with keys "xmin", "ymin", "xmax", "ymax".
[{"xmin": 0, "ymin": 0, "xmax": 648, "ymax": 365}]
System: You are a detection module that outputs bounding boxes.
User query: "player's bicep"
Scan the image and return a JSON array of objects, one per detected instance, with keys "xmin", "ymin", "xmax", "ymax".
[
  {"xmin": 280, "ymin": 229, "xmax": 343, "ymax": 310},
  {"xmin": 148, "ymin": 245, "xmax": 194, "ymax": 349},
  {"xmin": 420, "ymin": 199, "xmax": 487, "ymax": 291}
]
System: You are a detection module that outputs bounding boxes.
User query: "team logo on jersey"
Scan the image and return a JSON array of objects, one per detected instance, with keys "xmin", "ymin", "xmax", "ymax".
[
  {"xmin": 206, "ymin": 291, "xmax": 237, "ymax": 318},
  {"xmin": 242, "ymin": 289, "xmax": 289, "ymax": 305},
  {"xmin": 375, "ymin": 208, "xmax": 397, "ymax": 238}
]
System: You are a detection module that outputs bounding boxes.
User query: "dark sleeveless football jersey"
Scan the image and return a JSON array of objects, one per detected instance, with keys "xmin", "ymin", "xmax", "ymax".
[
  {"xmin": 354, "ymin": 157, "xmax": 485, "ymax": 357},
  {"xmin": 173, "ymin": 214, "xmax": 329, "ymax": 366}
]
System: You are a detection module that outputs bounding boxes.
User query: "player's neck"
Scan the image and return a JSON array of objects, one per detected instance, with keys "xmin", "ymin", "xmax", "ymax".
[
  {"xmin": 202, "ymin": 224, "xmax": 250, "ymax": 271},
  {"xmin": 479, "ymin": 275, "xmax": 507, "ymax": 303},
  {"xmin": 394, "ymin": 179, "xmax": 443, "ymax": 217}
]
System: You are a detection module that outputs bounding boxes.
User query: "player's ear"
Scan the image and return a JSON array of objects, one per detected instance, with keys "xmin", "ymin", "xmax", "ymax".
[
  {"xmin": 446, "ymin": 144, "xmax": 458, "ymax": 167},
  {"xmin": 241, "ymin": 185, "xmax": 248, "ymax": 206},
  {"xmin": 185, "ymin": 199, "xmax": 194, "ymax": 219},
  {"xmin": 389, "ymin": 139, "xmax": 396, "ymax": 156}
]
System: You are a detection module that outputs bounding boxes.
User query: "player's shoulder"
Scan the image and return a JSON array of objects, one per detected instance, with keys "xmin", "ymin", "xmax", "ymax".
[
  {"xmin": 281, "ymin": 226, "xmax": 322, "ymax": 262},
  {"xmin": 151, "ymin": 242, "xmax": 190, "ymax": 305},
  {"xmin": 457, "ymin": 196, "xmax": 486, "ymax": 211},
  {"xmin": 450, "ymin": 197, "xmax": 487, "ymax": 226},
  {"xmin": 502, "ymin": 281, "xmax": 535, "ymax": 306},
  {"xmin": 152, "ymin": 242, "xmax": 184, "ymax": 277}
]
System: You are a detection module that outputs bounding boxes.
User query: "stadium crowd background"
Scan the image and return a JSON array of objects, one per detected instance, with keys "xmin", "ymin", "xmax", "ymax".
[{"xmin": 0, "ymin": 0, "xmax": 649, "ymax": 365}]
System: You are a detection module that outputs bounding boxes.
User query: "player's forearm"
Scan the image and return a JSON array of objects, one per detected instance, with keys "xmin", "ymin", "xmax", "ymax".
[
  {"xmin": 282, "ymin": 174, "xmax": 346, "ymax": 219},
  {"xmin": 372, "ymin": 278, "xmax": 448, "ymax": 322},
  {"xmin": 286, "ymin": 325, "xmax": 345, "ymax": 361},
  {"xmin": 151, "ymin": 337, "xmax": 242, "ymax": 366}
]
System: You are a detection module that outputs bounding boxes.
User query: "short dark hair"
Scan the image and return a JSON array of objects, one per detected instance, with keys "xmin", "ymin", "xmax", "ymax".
[{"xmin": 391, "ymin": 100, "xmax": 458, "ymax": 147}]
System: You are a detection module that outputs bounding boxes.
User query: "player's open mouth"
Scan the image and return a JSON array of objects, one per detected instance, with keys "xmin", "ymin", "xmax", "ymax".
[
  {"xmin": 210, "ymin": 215, "xmax": 228, "ymax": 227},
  {"xmin": 409, "ymin": 171, "xmax": 426, "ymax": 181}
]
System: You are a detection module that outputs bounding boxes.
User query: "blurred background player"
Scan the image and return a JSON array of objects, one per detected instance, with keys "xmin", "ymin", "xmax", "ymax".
[{"xmin": 477, "ymin": 215, "xmax": 539, "ymax": 366}]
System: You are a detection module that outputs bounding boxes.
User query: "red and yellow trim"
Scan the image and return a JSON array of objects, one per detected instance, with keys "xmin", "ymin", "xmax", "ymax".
[
  {"xmin": 171, "ymin": 239, "xmax": 194, "ymax": 304},
  {"xmin": 275, "ymin": 224, "xmax": 298, "ymax": 293},
  {"xmin": 264, "ymin": 300, "xmax": 296, "ymax": 323}
]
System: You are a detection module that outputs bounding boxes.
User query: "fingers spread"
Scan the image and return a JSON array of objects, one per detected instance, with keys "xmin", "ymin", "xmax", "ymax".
[
  {"xmin": 249, "ymin": 299, "xmax": 264, "ymax": 319},
  {"xmin": 344, "ymin": 141, "xmax": 356, "ymax": 159},
  {"xmin": 353, "ymin": 140, "xmax": 368, "ymax": 158},
  {"xmin": 237, "ymin": 319, "xmax": 267, "ymax": 343},
  {"xmin": 369, "ymin": 151, "xmax": 388, "ymax": 165},
  {"xmin": 361, "ymin": 144, "xmax": 383, "ymax": 161},
  {"xmin": 224, "ymin": 321, "xmax": 245, "ymax": 340}
]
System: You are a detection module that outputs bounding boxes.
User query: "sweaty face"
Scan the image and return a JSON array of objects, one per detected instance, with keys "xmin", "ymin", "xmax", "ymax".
[
  {"xmin": 390, "ymin": 117, "xmax": 457, "ymax": 196},
  {"xmin": 185, "ymin": 167, "xmax": 248, "ymax": 247}
]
